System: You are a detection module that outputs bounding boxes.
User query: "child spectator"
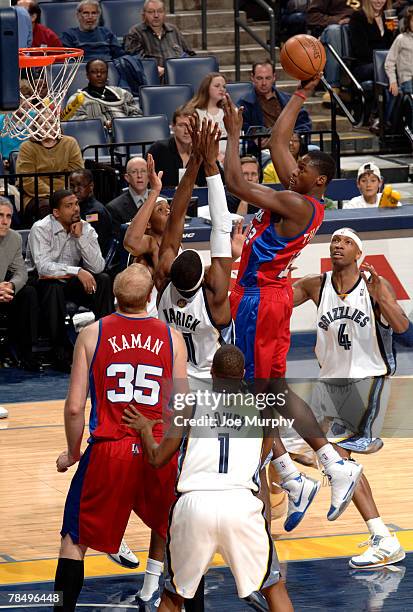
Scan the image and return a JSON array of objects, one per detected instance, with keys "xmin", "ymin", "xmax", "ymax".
[
  {"xmin": 385, "ymin": 5, "xmax": 413, "ymax": 96},
  {"xmin": 343, "ymin": 162, "xmax": 402, "ymax": 207}
]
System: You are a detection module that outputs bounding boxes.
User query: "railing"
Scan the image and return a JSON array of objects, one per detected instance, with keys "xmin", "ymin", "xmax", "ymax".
[{"xmin": 234, "ymin": 0, "xmax": 277, "ymax": 81}]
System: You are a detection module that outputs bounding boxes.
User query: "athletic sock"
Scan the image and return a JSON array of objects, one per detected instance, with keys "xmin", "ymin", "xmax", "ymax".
[
  {"xmin": 139, "ymin": 558, "xmax": 163, "ymax": 601},
  {"xmin": 366, "ymin": 517, "xmax": 392, "ymax": 539},
  {"xmin": 54, "ymin": 558, "xmax": 84, "ymax": 611},
  {"xmin": 316, "ymin": 444, "xmax": 342, "ymax": 469},
  {"xmin": 271, "ymin": 452, "xmax": 300, "ymax": 482},
  {"xmin": 184, "ymin": 576, "xmax": 205, "ymax": 611}
]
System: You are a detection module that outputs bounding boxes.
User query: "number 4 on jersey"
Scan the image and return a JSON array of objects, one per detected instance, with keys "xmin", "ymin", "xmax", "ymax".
[{"xmin": 338, "ymin": 323, "xmax": 351, "ymax": 350}]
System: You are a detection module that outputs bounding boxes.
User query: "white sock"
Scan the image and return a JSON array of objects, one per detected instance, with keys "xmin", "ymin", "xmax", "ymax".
[
  {"xmin": 316, "ymin": 444, "xmax": 342, "ymax": 469},
  {"xmin": 271, "ymin": 452, "xmax": 300, "ymax": 482},
  {"xmin": 140, "ymin": 558, "xmax": 163, "ymax": 600},
  {"xmin": 366, "ymin": 517, "xmax": 392, "ymax": 538}
]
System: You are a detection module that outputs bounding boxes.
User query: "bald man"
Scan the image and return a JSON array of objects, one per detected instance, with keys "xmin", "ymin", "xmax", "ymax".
[
  {"xmin": 106, "ymin": 157, "xmax": 150, "ymax": 237},
  {"xmin": 54, "ymin": 263, "xmax": 187, "ymax": 612}
]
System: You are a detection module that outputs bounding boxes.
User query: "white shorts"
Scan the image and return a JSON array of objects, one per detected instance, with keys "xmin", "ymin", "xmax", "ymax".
[{"xmin": 164, "ymin": 489, "xmax": 280, "ymax": 599}]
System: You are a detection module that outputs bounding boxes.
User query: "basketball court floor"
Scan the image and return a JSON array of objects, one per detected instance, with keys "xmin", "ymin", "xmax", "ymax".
[{"xmin": 1, "ymin": 356, "xmax": 412, "ymax": 611}]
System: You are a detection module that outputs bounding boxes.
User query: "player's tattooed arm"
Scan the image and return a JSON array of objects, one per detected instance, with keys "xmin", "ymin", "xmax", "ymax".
[
  {"xmin": 292, "ymin": 274, "xmax": 323, "ymax": 307},
  {"xmin": 361, "ymin": 262, "xmax": 409, "ymax": 333}
]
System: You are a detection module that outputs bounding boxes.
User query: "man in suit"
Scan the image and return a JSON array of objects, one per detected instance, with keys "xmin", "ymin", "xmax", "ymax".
[
  {"xmin": 0, "ymin": 197, "xmax": 41, "ymax": 374},
  {"xmin": 106, "ymin": 157, "xmax": 150, "ymax": 238}
]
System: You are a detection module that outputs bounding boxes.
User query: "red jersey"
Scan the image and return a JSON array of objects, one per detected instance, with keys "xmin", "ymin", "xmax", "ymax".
[
  {"xmin": 89, "ymin": 313, "xmax": 174, "ymax": 441},
  {"xmin": 235, "ymin": 195, "xmax": 325, "ymax": 289}
]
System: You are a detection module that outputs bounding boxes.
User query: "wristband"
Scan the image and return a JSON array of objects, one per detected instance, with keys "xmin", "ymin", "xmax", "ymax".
[{"xmin": 294, "ymin": 91, "xmax": 307, "ymax": 101}]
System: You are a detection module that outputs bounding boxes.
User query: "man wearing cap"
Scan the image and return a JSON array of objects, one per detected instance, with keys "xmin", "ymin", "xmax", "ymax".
[
  {"xmin": 344, "ymin": 162, "xmax": 402, "ymax": 208},
  {"xmin": 292, "ymin": 226, "xmax": 409, "ymax": 569}
]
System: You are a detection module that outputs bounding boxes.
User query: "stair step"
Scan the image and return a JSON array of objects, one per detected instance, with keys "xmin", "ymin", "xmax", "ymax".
[
  {"xmin": 168, "ymin": 9, "xmax": 246, "ymax": 29},
  {"xmin": 173, "ymin": 0, "xmax": 234, "ymax": 9},
  {"xmin": 196, "ymin": 45, "xmax": 269, "ymax": 67},
  {"xmin": 182, "ymin": 25, "xmax": 269, "ymax": 48}
]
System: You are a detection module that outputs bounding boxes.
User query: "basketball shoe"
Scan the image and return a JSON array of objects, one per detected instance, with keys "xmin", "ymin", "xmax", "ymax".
[
  {"xmin": 349, "ymin": 534, "xmax": 405, "ymax": 569},
  {"xmin": 135, "ymin": 588, "xmax": 161, "ymax": 611},
  {"xmin": 0, "ymin": 406, "xmax": 8, "ymax": 419},
  {"xmin": 338, "ymin": 437, "xmax": 384, "ymax": 454},
  {"xmin": 107, "ymin": 539, "xmax": 139, "ymax": 569},
  {"xmin": 281, "ymin": 473, "xmax": 321, "ymax": 532},
  {"xmin": 324, "ymin": 458, "xmax": 363, "ymax": 521}
]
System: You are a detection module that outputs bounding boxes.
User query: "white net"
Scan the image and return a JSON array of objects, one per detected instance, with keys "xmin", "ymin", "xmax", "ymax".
[{"xmin": 2, "ymin": 48, "xmax": 83, "ymax": 141}]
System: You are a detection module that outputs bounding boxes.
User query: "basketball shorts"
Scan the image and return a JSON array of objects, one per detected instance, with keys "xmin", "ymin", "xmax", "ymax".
[
  {"xmin": 61, "ymin": 437, "xmax": 177, "ymax": 553},
  {"xmin": 164, "ymin": 489, "xmax": 280, "ymax": 599},
  {"xmin": 230, "ymin": 284, "xmax": 293, "ymax": 380},
  {"xmin": 310, "ymin": 376, "xmax": 390, "ymax": 446}
]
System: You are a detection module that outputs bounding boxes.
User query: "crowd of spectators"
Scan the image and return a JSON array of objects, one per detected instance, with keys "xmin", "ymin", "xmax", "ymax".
[{"xmin": 0, "ymin": 0, "xmax": 407, "ymax": 374}]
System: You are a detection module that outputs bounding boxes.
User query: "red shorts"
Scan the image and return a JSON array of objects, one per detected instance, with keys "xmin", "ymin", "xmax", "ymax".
[
  {"xmin": 230, "ymin": 284, "xmax": 293, "ymax": 379},
  {"xmin": 61, "ymin": 437, "xmax": 177, "ymax": 553}
]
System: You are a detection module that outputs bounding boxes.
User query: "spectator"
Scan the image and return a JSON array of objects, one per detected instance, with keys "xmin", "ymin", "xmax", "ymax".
[
  {"xmin": 263, "ymin": 131, "xmax": 307, "ymax": 183},
  {"xmin": 226, "ymin": 156, "xmax": 261, "ymax": 216},
  {"xmin": 385, "ymin": 6, "xmax": 413, "ymax": 96},
  {"xmin": 106, "ymin": 157, "xmax": 149, "ymax": 237},
  {"xmin": 0, "ymin": 197, "xmax": 41, "ymax": 371},
  {"xmin": 307, "ymin": 0, "xmax": 360, "ymax": 103},
  {"xmin": 124, "ymin": 0, "xmax": 195, "ymax": 79},
  {"xmin": 17, "ymin": 0, "xmax": 62, "ymax": 47},
  {"xmin": 69, "ymin": 169, "xmax": 113, "ymax": 256},
  {"xmin": 16, "ymin": 131, "xmax": 84, "ymax": 225},
  {"xmin": 187, "ymin": 72, "xmax": 228, "ymax": 161},
  {"xmin": 61, "ymin": 0, "xmax": 125, "ymax": 62},
  {"xmin": 68, "ymin": 59, "xmax": 142, "ymax": 128},
  {"xmin": 343, "ymin": 162, "xmax": 401, "ymax": 208},
  {"xmin": 26, "ymin": 189, "xmax": 113, "ymax": 372},
  {"xmin": 14, "ymin": 4, "xmax": 32, "ymax": 47},
  {"xmin": 238, "ymin": 60, "xmax": 312, "ymax": 153},
  {"xmin": 147, "ymin": 106, "xmax": 216, "ymax": 187}
]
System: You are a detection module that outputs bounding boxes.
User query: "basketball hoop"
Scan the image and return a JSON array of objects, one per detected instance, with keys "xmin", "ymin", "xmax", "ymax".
[{"xmin": 2, "ymin": 47, "xmax": 84, "ymax": 141}]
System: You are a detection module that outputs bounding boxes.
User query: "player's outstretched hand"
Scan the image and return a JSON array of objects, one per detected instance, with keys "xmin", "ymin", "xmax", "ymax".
[
  {"xmin": 360, "ymin": 261, "xmax": 386, "ymax": 301},
  {"xmin": 187, "ymin": 113, "xmax": 203, "ymax": 164},
  {"xmin": 197, "ymin": 118, "xmax": 221, "ymax": 165},
  {"xmin": 56, "ymin": 450, "xmax": 81, "ymax": 472},
  {"xmin": 231, "ymin": 220, "xmax": 250, "ymax": 260},
  {"xmin": 122, "ymin": 404, "xmax": 163, "ymax": 433},
  {"xmin": 147, "ymin": 153, "xmax": 163, "ymax": 195},
  {"xmin": 222, "ymin": 94, "xmax": 244, "ymax": 137},
  {"xmin": 298, "ymin": 73, "xmax": 322, "ymax": 97}
]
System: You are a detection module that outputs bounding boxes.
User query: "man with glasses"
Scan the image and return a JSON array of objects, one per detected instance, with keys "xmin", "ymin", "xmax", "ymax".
[
  {"xmin": 124, "ymin": 0, "xmax": 195, "ymax": 79},
  {"xmin": 70, "ymin": 169, "xmax": 113, "ymax": 257},
  {"xmin": 106, "ymin": 157, "xmax": 150, "ymax": 237},
  {"xmin": 62, "ymin": 0, "xmax": 125, "ymax": 62}
]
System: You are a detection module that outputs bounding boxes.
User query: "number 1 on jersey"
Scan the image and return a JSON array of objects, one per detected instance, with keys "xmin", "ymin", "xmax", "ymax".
[{"xmin": 218, "ymin": 433, "xmax": 229, "ymax": 473}]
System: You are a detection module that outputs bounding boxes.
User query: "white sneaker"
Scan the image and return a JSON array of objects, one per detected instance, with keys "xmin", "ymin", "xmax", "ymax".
[
  {"xmin": 0, "ymin": 406, "xmax": 8, "ymax": 419},
  {"xmin": 107, "ymin": 539, "xmax": 139, "ymax": 569},
  {"xmin": 325, "ymin": 458, "xmax": 363, "ymax": 521},
  {"xmin": 281, "ymin": 473, "xmax": 321, "ymax": 532},
  {"xmin": 349, "ymin": 534, "xmax": 406, "ymax": 569}
]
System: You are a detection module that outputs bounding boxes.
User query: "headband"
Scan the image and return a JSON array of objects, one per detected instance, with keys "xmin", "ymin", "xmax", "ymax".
[
  {"xmin": 331, "ymin": 228, "xmax": 363, "ymax": 253},
  {"xmin": 173, "ymin": 249, "xmax": 205, "ymax": 293}
]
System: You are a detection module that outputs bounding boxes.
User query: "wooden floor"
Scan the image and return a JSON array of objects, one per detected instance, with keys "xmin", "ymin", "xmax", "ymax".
[{"xmin": 1, "ymin": 377, "xmax": 412, "ymax": 563}]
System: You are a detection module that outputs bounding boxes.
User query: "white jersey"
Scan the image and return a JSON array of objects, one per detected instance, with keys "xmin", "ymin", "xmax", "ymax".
[
  {"xmin": 176, "ymin": 391, "xmax": 264, "ymax": 493},
  {"xmin": 158, "ymin": 282, "xmax": 234, "ymax": 379},
  {"xmin": 147, "ymin": 286, "xmax": 158, "ymax": 317},
  {"xmin": 315, "ymin": 272, "xmax": 395, "ymax": 378}
]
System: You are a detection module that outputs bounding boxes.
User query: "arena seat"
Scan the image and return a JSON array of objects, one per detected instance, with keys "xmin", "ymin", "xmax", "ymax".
[
  {"xmin": 101, "ymin": 0, "xmax": 144, "ymax": 38},
  {"xmin": 39, "ymin": 2, "xmax": 78, "ymax": 39},
  {"xmin": 139, "ymin": 85, "xmax": 193, "ymax": 123},
  {"xmin": 226, "ymin": 82, "xmax": 254, "ymax": 105},
  {"xmin": 140, "ymin": 58, "xmax": 160, "ymax": 86},
  {"xmin": 61, "ymin": 119, "xmax": 110, "ymax": 158},
  {"xmin": 164, "ymin": 56, "xmax": 219, "ymax": 91},
  {"xmin": 112, "ymin": 114, "xmax": 170, "ymax": 156}
]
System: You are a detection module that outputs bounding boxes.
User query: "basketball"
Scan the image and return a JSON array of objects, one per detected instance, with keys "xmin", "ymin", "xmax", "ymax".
[{"xmin": 280, "ymin": 34, "xmax": 326, "ymax": 81}]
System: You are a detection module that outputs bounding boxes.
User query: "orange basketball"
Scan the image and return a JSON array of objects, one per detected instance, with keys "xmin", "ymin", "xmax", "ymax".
[{"xmin": 280, "ymin": 34, "xmax": 326, "ymax": 81}]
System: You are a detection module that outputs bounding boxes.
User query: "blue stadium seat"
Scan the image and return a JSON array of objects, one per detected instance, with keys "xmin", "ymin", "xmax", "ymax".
[
  {"xmin": 39, "ymin": 2, "xmax": 78, "ymax": 39},
  {"xmin": 139, "ymin": 85, "xmax": 193, "ymax": 123},
  {"xmin": 226, "ymin": 82, "xmax": 254, "ymax": 105},
  {"xmin": 53, "ymin": 61, "xmax": 120, "ymax": 104},
  {"xmin": 164, "ymin": 56, "xmax": 219, "ymax": 91},
  {"xmin": 140, "ymin": 58, "xmax": 160, "ymax": 85},
  {"xmin": 101, "ymin": 0, "xmax": 144, "ymax": 38},
  {"xmin": 61, "ymin": 119, "xmax": 110, "ymax": 158},
  {"xmin": 112, "ymin": 114, "xmax": 170, "ymax": 156}
]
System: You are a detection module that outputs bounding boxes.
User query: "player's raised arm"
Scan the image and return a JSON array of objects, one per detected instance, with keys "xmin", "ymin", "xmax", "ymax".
[
  {"xmin": 292, "ymin": 274, "xmax": 323, "ymax": 307},
  {"xmin": 268, "ymin": 75, "xmax": 321, "ymax": 188},
  {"xmin": 123, "ymin": 154, "xmax": 163, "ymax": 258},
  {"xmin": 56, "ymin": 323, "xmax": 99, "ymax": 472},
  {"xmin": 361, "ymin": 262, "xmax": 409, "ymax": 333},
  {"xmin": 154, "ymin": 123, "xmax": 202, "ymax": 292}
]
